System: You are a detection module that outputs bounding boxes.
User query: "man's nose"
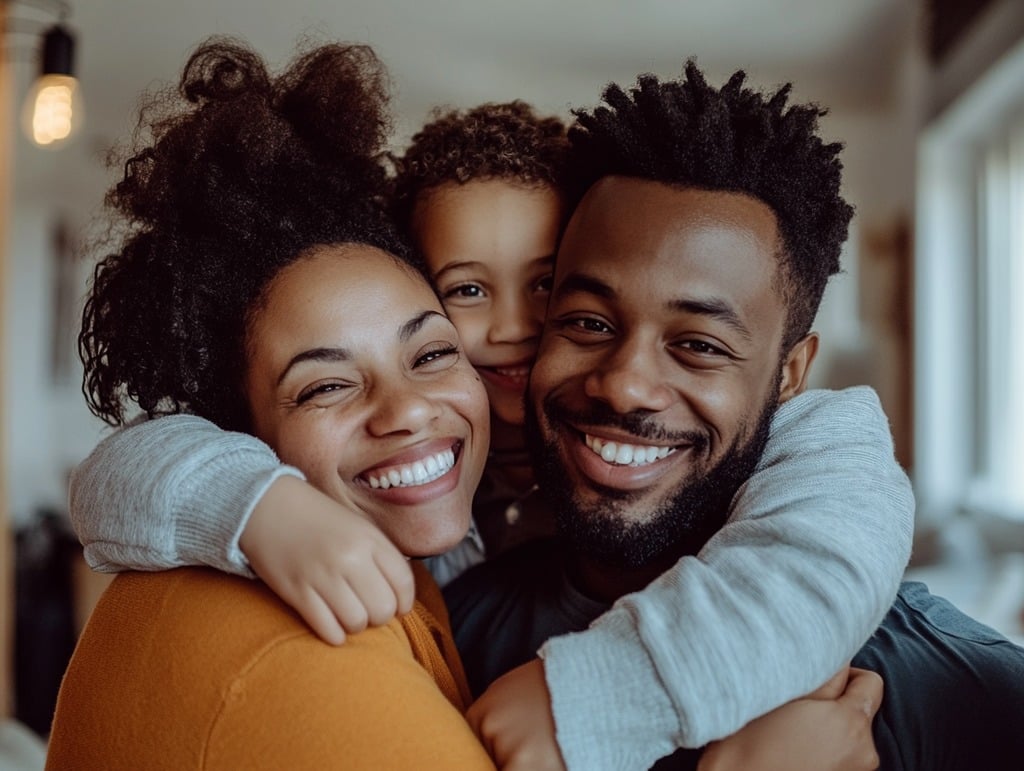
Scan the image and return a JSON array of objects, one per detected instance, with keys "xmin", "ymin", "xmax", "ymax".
[{"xmin": 582, "ymin": 337, "xmax": 675, "ymax": 414}]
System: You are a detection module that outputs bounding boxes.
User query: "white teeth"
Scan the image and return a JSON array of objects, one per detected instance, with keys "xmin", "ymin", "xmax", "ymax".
[
  {"xmin": 495, "ymin": 366, "xmax": 529, "ymax": 378},
  {"xmin": 364, "ymin": 449, "xmax": 456, "ymax": 490},
  {"xmin": 585, "ymin": 435, "xmax": 675, "ymax": 467}
]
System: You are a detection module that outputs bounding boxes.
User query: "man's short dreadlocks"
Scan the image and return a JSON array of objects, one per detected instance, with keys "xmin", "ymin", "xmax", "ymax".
[{"xmin": 567, "ymin": 59, "xmax": 853, "ymax": 350}]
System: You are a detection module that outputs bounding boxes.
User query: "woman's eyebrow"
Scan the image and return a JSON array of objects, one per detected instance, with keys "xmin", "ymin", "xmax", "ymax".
[
  {"xmin": 277, "ymin": 347, "xmax": 350, "ymax": 385},
  {"xmin": 399, "ymin": 310, "xmax": 447, "ymax": 342}
]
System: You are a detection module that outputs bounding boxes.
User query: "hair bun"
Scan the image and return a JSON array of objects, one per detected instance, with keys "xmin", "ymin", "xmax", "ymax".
[{"xmin": 180, "ymin": 37, "xmax": 271, "ymax": 105}]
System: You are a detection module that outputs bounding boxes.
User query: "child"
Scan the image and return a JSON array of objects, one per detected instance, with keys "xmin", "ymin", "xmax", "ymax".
[
  {"xmin": 392, "ymin": 101, "xmax": 568, "ymax": 577},
  {"xmin": 70, "ymin": 100, "xmax": 914, "ymax": 766}
]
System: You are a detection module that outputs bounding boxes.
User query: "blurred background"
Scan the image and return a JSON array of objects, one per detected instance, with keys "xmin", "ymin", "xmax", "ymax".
[{"xmin": 0, "ymin": 0, "xmax": 1022, "ymax": 762}]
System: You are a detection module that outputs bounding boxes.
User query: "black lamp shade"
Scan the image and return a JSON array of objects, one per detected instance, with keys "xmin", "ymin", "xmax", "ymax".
[{"xmin": 41, "ymin": 25, "xmax": 75, "ymax": 77}]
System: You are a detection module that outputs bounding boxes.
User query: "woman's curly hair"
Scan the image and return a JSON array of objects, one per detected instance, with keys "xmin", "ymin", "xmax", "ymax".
[
  {"xmin": 567, "ymin": 59, "xmax": 854, "ymax": 351},
  {"xmin": 390, "ymin": 100, "xmax": 568, "ymax": 229},
  {"xmin": 80, "ymin": 37, "xmax": 411, "ymax": 431}
]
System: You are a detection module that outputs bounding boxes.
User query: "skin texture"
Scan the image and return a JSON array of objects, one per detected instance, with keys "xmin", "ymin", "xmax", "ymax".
[
  {"xmin": 527, "ymin": 178, "xmax": 816, "ymax": 597},
  {"xmin": 239, "ymin": 179, "xmax": 563, "ymax": 643},
  {"xmin": 414, "ymin": 180, "xmax": 563, "ymax": 440},
  {"xmin": 243, "ymin": 245, "xmax": 490, "ymax": 558},
  {"xmin": 472, "ymin": 178, "xmax": 822, "ymax": 768}
]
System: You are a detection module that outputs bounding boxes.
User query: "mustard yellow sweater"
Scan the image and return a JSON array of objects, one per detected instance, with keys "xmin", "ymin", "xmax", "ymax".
[{"xmin": 46, "ymin": 562, "xmax": 494, "ymax": 770}]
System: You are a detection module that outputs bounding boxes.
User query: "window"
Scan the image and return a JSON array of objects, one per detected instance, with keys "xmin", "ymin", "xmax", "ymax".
[
  {"xmin": 974, "ymin": 117, "xmax": 1024, "ymax": 514},
  {"xmin": 915, "ymin": 36, "xmax": 1024, "ymax": 523}
]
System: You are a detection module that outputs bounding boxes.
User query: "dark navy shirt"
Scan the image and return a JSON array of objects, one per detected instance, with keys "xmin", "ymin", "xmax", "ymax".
[{"xmin": 445, "ymin": 537, "xmax": 1024, "ymax": 770}]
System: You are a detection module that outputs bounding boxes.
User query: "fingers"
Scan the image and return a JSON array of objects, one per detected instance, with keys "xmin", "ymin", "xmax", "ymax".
[
  {"xmin": 306, "ymin": 542, "xmax": 413, "ymax": 639},
  {"xmin": 805, "ymin": 662, "xmax": 852, "ymax": 701},
  {"xmin": 841, "ymin": 667, "xmax": 884, "ymax": 719},
  {"xmin": 374, "ymin": 547, "xmax": 416, "ymax": 616},
  {"xmin": 292, "ymin": 587, "xmax": 347, "ymax": 646},
  {"xmin": 465, "ymin": 697, "xmax": 496, "ymax": 756}
]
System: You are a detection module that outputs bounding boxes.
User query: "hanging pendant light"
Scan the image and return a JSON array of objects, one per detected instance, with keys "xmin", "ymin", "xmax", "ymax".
[{"xmin": 22, "ymin": 22, "xmax": 83, "ymax": 149}]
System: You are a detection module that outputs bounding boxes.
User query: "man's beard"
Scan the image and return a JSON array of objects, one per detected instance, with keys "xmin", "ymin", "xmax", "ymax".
[{"xmin": 524, "ymin": 391, "xmax": 777, "ymax": 571}]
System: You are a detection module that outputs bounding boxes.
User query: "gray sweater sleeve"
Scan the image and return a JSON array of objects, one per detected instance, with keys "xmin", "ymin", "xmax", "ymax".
[
  {"xmin": 539, "ymin": 386, "xmax": 915, "ymax": 769},
  {"xmin": 68, "ymin": 414, "xmax": 305, "ymax": 577}
]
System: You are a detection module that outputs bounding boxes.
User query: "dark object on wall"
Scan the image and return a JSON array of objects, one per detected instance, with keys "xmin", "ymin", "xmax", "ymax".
[
  {"xmin": 14, "ymin": 510, "xmax": 79, "ymax": 738},
  {"xmin": 927, "ymin": 0, "xmax": 997, "ymax": 62}
]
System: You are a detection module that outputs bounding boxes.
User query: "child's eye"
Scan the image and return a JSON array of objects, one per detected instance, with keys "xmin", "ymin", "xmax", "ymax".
[
  {"xmin": 443, "ymin": 283, "xmax": 485, "ymax": 300},
  {"xmin": 533, "ymin": 274, "xmax": 553, "ymax": 294}
]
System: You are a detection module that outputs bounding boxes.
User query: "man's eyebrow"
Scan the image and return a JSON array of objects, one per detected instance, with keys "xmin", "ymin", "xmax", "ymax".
[
  {"xmin": 553, "ymin": 273, "xmax": 615, "ymax": 300},
  {"xmin": 278, "ymin": 347, "xmax": 350, "ymax": 386},
  {"xmin": 670, "ymin": 297, "xmax": 753, "ymax": 341}
]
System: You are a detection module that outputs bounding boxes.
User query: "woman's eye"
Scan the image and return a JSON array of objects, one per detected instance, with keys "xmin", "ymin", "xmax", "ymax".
[
  {"xmin": 295, "ymin": 382, "xmax": 350, "ymax": 405},
  {"xmin": 415, "ymin": 344, "xmax": 460, "ymax": 368},
  {"xmin": 443, "ymin": 283, "xmax": 484, "ymax": 300}
]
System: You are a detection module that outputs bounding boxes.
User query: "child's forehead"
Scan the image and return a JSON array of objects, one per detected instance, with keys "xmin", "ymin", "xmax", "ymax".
[{"xmin": 413, "ymin": 181, "xmax": 563, "ymax": 273}]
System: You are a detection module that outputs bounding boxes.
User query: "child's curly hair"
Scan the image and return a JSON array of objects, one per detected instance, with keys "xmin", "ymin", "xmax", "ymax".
[
  {"xmin": 80, "ymin": 37, "xmax": 411, "ymax": 431},
  {"xmin": 391, "ymin": 100, "xmax": 568, "ymax": 228}
]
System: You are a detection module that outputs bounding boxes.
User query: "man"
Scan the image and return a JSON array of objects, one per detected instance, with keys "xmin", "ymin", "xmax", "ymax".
[{"xmin": 445, "ymin": 61, "xmax": 1024, "ymax": 770}]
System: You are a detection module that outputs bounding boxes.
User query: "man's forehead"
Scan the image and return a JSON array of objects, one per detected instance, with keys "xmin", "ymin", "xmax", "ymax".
[{"xmin": 559, "ymin": 178, "xmax": 781, "ymax": 270}]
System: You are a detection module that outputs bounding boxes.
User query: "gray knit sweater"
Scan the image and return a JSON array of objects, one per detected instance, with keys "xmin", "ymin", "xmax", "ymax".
[{"xmin": 69, "ymin": 386, "xmax": 913, "ymax": 769}]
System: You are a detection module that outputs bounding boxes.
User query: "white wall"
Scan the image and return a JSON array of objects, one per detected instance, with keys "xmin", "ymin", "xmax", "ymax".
[
  {"xmin": 1, "ymin": 6, "xmax": 927, "ymax": 528},
  {"xmin": 3, "ymin": 202, "xmax": 106, "ymax": 527}
]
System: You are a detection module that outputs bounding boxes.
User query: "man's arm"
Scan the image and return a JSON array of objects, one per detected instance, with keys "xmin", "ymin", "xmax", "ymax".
[
  {"xmin": 489, "ymin": 386, "xmax": 914, "ymax": 769},
  {"xmin": 69, "ymin": 414, "xmax": 298, "ymax": 576}
]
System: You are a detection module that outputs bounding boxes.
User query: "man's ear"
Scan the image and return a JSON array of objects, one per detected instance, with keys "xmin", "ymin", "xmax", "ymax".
[{"xmin": 778, "ymin": 333, "xmax": 819, "ymax": 403}]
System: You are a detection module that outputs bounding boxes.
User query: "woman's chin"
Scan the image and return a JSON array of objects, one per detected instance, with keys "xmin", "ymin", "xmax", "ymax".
[{"xmin": 385, "ymin": 511, "xmax": 473, "ymax": 560}]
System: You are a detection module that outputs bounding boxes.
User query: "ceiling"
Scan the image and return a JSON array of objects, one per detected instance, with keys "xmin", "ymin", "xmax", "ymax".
[{"xmin": 7, "ymin": 0, "xmax": 919, "ymax": 211}]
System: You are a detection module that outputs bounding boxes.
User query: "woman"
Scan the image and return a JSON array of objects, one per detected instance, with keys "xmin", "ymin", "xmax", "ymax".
[{"xmin": 46, "ymin": 38, "xmax": 496, "ymax": 769}]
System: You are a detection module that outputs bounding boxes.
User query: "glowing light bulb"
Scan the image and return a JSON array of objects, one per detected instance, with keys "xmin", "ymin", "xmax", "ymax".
[
  {"xmin": 22, "ymin": 25, "xmax": 83, "ymax": 150},
  {"xmin": 28, "ymin": 75, "xmax": 79, "ymax": 146}
]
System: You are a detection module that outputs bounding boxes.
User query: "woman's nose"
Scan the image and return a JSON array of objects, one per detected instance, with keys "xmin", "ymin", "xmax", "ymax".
[{"xmin": 364, "ymin": 379, "xmax": 443, "ymax": 437}]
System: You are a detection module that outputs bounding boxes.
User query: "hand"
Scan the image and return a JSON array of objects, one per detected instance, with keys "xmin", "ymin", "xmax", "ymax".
[
  {"xmin": 240, "ymin": 475, "xmax": 415, "ymax": 644},
  {"xmin": 466, "ymin": 658, "xmax": 567, "ymax": 771},
  {"xmin": 698, "ymin": 667, "xmax": 883, "ymax": 771}
]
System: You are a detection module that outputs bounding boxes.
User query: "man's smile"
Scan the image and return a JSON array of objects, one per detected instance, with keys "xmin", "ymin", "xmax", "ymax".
[{"xmin": 584, "ymin": 433, "xmax": 678, "ymax": 466}]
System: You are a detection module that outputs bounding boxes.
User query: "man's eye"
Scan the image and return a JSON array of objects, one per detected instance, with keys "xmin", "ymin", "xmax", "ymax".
[
  {"xmin": 680, "ymin": 340, "xmax": 727, "ymax": 356},
  {"xmin": 443, "ymin": 283, "xmax": 484, "ymax": 299},
  {"xmin": 555, "ymin": 316, "xmax": 611, "ymax": 335},
  {"xmin": 573, "ymin": 317, "xmax": 611, "ymax": 333}
]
